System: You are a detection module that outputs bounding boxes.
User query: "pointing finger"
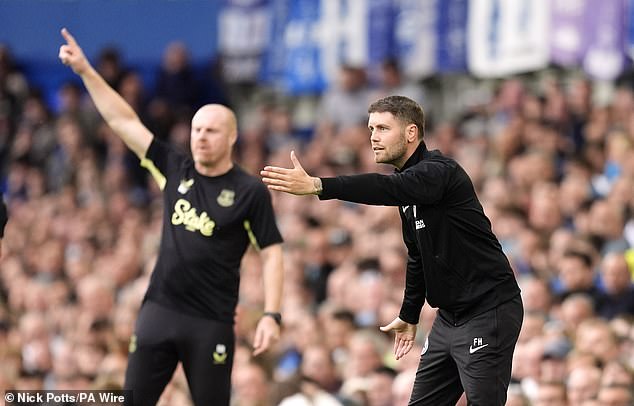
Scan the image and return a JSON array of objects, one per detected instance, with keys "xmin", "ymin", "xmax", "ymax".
[{"xmin": 61, "ymin": 28, "xmax": 78, "ymax": 46}]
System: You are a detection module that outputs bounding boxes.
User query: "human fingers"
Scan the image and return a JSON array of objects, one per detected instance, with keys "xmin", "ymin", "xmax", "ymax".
[
  {"xmin": 290, "ymin": 150, "xmax": 304, "ymax": 171},
  {"xmin": 400, "ymin": 339, "xmax": 413, "ymax": 357},
  {"xmin": 264, "ymin": 184, "xmax": 290, "ymax": 193},
  {"xmin": 394, "ymin": 337, "xmax": 413, "ymax": 360},
  {"xmin": 252, "ymin": 327, "xmax": 264, "ymax": 355},
  {"xmin": 253, "ymin": 324, "xmax": 279, "ymax": 356},
  {"xmin": 260, "ymin": 169, "xmax": 291, "ymax": 180},
  {"xmin": 60, "ymin": 28, "xmax": 78, "ymax": 46},
  {"xmin": 261, "ymin": 166, "xmax": 293, "ymax": 175},
  {"xmin": 261, "ymin": 176, "xmax": 290, "ymax": 188},
  {"xmin": 253, "ymin": 334, "xmax": 272, "ymax": 356},
  {"xmin": 59, "ymin": 45, "xmax": 73, "ymax": 64},
  {"xmin": 391, "ymin": 335, "xmax": 399, "ymax": 356},
  {"xmin": 379, "ymin": 320, "xmax": 396, "ymax": 333}
]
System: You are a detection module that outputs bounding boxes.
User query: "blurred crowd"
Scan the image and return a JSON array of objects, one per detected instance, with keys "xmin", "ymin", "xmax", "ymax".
[{"xmin": 1, "ymin": 40, "xmax": 633, "ymax": 406}]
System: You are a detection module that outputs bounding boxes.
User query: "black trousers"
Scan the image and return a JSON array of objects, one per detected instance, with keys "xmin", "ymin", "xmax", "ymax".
[
  {"xmin": 124, "ymin": 300, "xmax": 234, "ymax": 406},
  {"xmin": 409, "ymin": 295, "xmax": 523, "ymax": 406}
]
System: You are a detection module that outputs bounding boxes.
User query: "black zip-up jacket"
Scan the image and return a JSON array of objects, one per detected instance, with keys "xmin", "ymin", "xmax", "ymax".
[{"xmin": 319, "ymin": 142, "xmax": 520, "ymax": 326}]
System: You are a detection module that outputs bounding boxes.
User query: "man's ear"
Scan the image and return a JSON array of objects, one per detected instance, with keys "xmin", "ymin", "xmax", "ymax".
[
  {"xmin": 406, "ymin": 124, "xmax": 418, "ymax": 142},
  {"xmin": 229, "ymin": 131, "xmax": 238, "ymax": 146}
]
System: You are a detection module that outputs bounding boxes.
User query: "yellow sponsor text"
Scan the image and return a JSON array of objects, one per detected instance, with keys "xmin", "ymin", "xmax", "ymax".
[{"xmin": 171, "ymin": 198, "xmax": 216, "ymax": 236}]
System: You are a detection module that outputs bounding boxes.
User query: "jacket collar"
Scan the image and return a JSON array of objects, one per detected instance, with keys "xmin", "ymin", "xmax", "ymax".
[{"xmin": 397, "ymin": 141, "xmax": 429, "ymax": 172}]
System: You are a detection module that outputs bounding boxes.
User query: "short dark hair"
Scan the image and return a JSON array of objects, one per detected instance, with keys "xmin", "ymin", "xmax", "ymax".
[
  {"xmin": 373, "ymin": 366, "xmax": 398, "ymax": 378},
  {"xmin": 563, "ymin": 249, "xmax": 593, "ymax": 268},
  {"xmin": 368, "ymin": 95, "xmax": 425, "ymax": 139}
]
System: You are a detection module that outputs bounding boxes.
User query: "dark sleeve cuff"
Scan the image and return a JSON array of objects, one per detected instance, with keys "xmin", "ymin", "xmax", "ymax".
[
  {"xmin": 318, "ymin": 177, "xmax": 339, "ymax": 200},
  {"xmin": 398, "ymin": 304, "xmax": 422, "ymax": 325}
]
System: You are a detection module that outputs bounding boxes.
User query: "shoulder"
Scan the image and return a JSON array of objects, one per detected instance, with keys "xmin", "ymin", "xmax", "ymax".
[
  {"xmin": 427, "ymin": 150, "xmax": 459, "ymax": 167},
  {"xmin": 148, "ymin": 138, "xmax": 191, "ymax": 163},
  {"xmin": 407, "ymin": 151, "xmax": 459, "ymax": 174},
  {"xmin": 406, "ymin": 151, "xmax": 474, "ymax": 191}
]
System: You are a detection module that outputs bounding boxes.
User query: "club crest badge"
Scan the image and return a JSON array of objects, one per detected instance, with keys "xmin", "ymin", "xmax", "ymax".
[
  {"xmin": 178, "ymin": 178, "xmax": 194, "ymax": 194},
  {"xmin": 217, "ymin": 189, "xmax": 235, "ymax": 207},
  {"xmin": 213, "ymin": 344, "xmax": 228, "ymax": 364}
]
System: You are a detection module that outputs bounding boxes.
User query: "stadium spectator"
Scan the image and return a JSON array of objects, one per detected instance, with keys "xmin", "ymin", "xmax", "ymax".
[
  {"xmin": 596, "ymin": 384, "xmax": 633, "ymax": 406},
  {"xmin": 365, "ymin": 366, "xmax": 397, "ymax": 406},
  {"xmin": 154, "ymin": 41, "xmax": 199, "ymax": 113},
  {"xmin": 371, "ymin": 58, "xmax": 426, "ymax": 108},
  {"xmin": 598, "ymin": 252, "xmax": 634, "ymax": 319},
  {"xmin": 565, "ymin": 365, "xmax": 602, "ymax": 404},
  {"xmin": 316, "ymin": 64, "xmax": 372, "ymax": 138},
  {"xmin": 534, "ymin": 380, "xmax": 567, "ymax": 406},
  {"xmin": 231, "ymin": 361, "xmax": 271, "ymax": 406}
]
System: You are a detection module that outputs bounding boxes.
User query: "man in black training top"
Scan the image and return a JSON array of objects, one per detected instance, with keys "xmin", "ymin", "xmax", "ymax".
[
  {"xmin": 59, "ymin": 28, "xmax": 284, "ymax": 406},
  {"xmin": 262, "ymin": 95, "xmax": 523, "ymax": 405}
]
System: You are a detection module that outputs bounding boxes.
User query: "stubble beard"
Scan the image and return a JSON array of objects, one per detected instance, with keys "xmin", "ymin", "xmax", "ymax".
[
  {"xmin": 375, "ymin": 131, "xmax": 408, "ymax": 167},
  {"xmin": 194, "ymin": 152, "xmax": 218, "ymax": 169}
]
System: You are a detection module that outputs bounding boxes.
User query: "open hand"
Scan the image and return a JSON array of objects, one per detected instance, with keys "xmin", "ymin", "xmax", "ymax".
[
  {"xmin": 261, "ymin": 151, "xmax": 320, "ymax": 195},
  {"xmin": 380, "ymin": 317, "xmax": 417, "ymax": 360},
  {"xmin": 58, "ymin": 28, "xmax": 91, "ymax": 75},
  {"xmin": 252, "ymin": 315, "xmax": 280, "ymax": 356}
]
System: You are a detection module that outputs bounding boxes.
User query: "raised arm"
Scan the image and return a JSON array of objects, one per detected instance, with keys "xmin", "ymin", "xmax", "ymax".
[{"xmin": 58, "ymin": 28, "xmax": 152, "ymax": 159}]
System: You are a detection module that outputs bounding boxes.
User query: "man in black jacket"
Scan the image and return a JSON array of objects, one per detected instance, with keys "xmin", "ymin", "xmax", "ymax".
[{"xmin": 261, "ymin": 95, "xmax": 523, "ymax": 405}]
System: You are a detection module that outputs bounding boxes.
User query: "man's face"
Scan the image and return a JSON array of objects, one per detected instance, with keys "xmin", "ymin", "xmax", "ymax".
[
  {"xmin": 598, "ymin": 386, "xmax": 633, "ymax": 406},
  {"xmin": 368, "ymin": 111, "xmax": 408, "ymax": 167},
  {"xmin": 534, "ymin": 383, "xmax": 567, "ymax": 406},
  {"xmin": 190, "ymin": 107, "xmax": 235, "ymax": 168},
  {"xmin": 602, "ymin": 256, "xmax": 630, "ymax": 294},
  {"xmin": 559, "ymin": 256, "xmax": 591, "ymax": 290}
]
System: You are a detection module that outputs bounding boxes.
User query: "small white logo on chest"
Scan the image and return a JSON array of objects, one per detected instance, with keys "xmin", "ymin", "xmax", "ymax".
[
  {"xmin": 178, "ymin": 178, "xmax": 194, "ymax": 194},
  {"xmin": 415, "ymin": 219, "xmax": 426, "ymax": 229}
]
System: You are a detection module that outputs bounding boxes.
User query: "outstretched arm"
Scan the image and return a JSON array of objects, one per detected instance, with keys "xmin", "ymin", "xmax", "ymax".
[
  {"xmin": 261, "ymin": 151, "xmax": 322, "ymax": 195},
  {"xmin": 263, "ymin": 151, "xmax": 449, "ymax": 206},
  {"xmin": 58, "ymin": 28, "xmax": 152, "ymax": 159}
]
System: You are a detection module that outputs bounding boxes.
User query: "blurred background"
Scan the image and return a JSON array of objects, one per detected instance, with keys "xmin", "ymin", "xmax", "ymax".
[{"xmin": 1, "ymin": 1, "xmax": 634, "ymax": 405}]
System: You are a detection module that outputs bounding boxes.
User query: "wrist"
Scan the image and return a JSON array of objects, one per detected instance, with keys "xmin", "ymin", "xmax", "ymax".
[
  {"xmin": 262, "ymin": 311, "xmax": 282, "ymax": 326},
  {"xmin": 79, "ymin": 64, "xmax": 96, "ymax": 78},
  {"xmin": 312, "ymin": 177, "xmax": 322, "ymax": 195}
]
